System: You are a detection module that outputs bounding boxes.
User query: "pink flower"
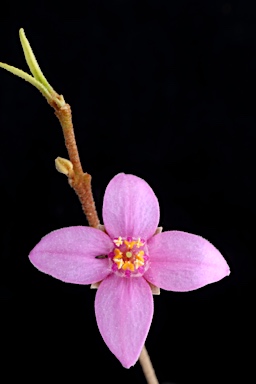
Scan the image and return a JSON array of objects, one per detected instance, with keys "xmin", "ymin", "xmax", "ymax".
[{"xmin": 29, "ymin": 173, "xmax": 230, "ymax": 368}]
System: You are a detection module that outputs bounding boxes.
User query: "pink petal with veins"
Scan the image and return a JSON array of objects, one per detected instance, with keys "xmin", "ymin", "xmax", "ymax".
[
  {"xmin": 145, "ymin": 231, "xmax": 230, "ymax": 292},
  {"xmin": 103, "ymin": 173, "xmax": 159, "ymax": 240},
  {"xmin": 29, "ymin": 226, "xmax": 113, "ymax": 284},
  {"xmin": 95, "ymin": 274, "xmax": 153, "ymax": 368}
]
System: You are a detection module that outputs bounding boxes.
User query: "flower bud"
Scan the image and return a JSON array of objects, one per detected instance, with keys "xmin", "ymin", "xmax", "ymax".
[{"xmin": 55, "ymin": 157, "xmax": 73, "ymax": 176}]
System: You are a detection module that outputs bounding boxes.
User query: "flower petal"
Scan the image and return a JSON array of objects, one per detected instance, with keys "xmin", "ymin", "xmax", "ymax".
[
  {"xmin": 103, "ymin": 173, "xmax": 160, "ymax": 240},
  {"xmin": 29, "ymin": 226, "xmax": 113, "ymax": 284},
  {"xmin": 144, "ymin": 231, "xmax": 230, "ymax": 292},
  {"xmin": 95, "ymin": 274, "xmax": 153, "ymax": 368}
]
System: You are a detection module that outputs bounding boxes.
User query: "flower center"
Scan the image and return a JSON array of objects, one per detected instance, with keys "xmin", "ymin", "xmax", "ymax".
[{"xmin": 108, "ymin": 236, "xmax": 149, "ymax": 278}]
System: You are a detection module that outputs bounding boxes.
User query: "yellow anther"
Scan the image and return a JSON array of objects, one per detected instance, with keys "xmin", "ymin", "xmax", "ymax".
[
  {"xmin": 134, "ymin": 259, "xmax": 144, "ymax": 269},
  {"xmin": 114, "ymin": 248, "xmax": 123, "ymax": 258},
  {"xmin": 136, "ymin": 238, "xmax": 144, "ymax": 248},
  {"xmin": 114, "ymin": 258, "xmax": 124, "ymax": 269},
  {"xmin": 124, "ymin": 240, "xmax": 136, "ymax": 249},
  {"xmin": 122, "ymin": 261, "xmax": 135, "ymax": 272},
  {"xmin": 136, "ymin": 251, "xmax": 145, "ymax": 261},
  {"xmin": 113, "ymin": 237, "xmax": 123, "ymax": 246},
  {"xmin": 126, "ymin": 251, "xmax": 132, "ymax": 258}
]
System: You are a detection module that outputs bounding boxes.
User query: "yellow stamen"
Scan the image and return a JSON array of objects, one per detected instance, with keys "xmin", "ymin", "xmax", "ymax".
[
  {"xmin": 124, "ymin": 240, "xmax": 136, "ymax": 249},
  {"xmin": 134, "ymin": 259, "xmax": 144, "ymax": 269},
  {"xmin": 122, "ymin": 261, "xmax": 135, "ymax": 271},
  {"xmin": 114, "ymin": 258, "xmax": 124, "ymax": 269},
  {"xmin": 114, "ymin": 248, "xmax": 123, "ymax": 258},
  {"xmin": 136, "ymin": 251, "xmax": 145, "ymax": 261},
  {"xmin": 113, "ymin": 237, "xmax": 123, "ymax": 246},
  {"xmin": 126, "ymin": 251, "xmax": 132, "ymax": 258},
  {"xmin": 136, "ymin": 238, "xmax": 144, "ymax": 248}
]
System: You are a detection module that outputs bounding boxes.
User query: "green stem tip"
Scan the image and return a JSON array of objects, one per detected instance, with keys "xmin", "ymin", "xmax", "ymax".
[{"xmin": 0, "ymin": 28, "xmax": 65, "ymax": 108}]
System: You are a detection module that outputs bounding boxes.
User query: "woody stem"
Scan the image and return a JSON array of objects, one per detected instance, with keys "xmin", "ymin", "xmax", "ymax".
[{"xmin": 51, "ymin": 100, "xmax": 100, "ymax": 228}]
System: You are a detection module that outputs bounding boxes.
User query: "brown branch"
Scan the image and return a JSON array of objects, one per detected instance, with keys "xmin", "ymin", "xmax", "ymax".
[
  {"xmin": 54, "ymin": 103, "xmax": 83, "ymax": 174},
  {"xmin": 0, "ymin": 29, "xmax": 100, "ymax": 228},
  {"xmin": 51, "ymin": 99, "xmax": 100, "ymax": 228}
]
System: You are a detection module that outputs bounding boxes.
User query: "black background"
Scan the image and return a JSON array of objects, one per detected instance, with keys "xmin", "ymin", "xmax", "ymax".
[{"xmin": 1, "ymin": 1, "xmax": 255, "ymax": 383}]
